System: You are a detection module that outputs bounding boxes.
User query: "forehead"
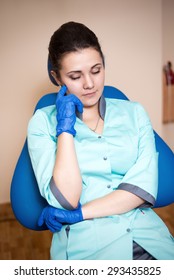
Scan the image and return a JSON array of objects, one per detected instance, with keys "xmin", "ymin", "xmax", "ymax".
[{"xmin": 60, "ymin": 48, "xmax": 103, "ymax": 72}]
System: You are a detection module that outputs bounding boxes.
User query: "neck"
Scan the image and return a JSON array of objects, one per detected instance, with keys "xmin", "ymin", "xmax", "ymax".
[
  {"xmin": 83, "ymin": 103, "xmax": 99, "ymax": 123},
  {"xmin": 82, "ymin": 102, "xmax": 104, "ymax": 134}
]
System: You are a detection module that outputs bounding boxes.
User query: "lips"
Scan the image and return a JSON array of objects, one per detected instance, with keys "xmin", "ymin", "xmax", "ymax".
[{"xmin": 83, "ymin": 91, "xmax": 96, "ymax": 97}]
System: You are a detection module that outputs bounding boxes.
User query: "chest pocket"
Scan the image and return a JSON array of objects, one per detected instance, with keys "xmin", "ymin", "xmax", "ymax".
[{"xmin": 106, "ymin": 128, "xmax": 138, "ymax": 175}]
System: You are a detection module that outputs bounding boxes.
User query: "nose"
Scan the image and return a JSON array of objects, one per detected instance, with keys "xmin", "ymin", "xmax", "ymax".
[{"xmin": 83, "ymin": 74, "xmax": 94, "ymax": 90}]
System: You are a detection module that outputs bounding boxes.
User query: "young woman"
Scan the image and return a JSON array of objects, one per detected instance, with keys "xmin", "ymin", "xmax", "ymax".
[{"xmin": 27, "ymin": 21, "xmax": 174, "ymax": 260}]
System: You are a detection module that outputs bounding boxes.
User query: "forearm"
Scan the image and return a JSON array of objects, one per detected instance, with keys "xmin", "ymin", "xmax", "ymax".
[
  {"xmin": 82, "ymin": 189, "xmax": 145, "ymax": 219},
  {"xmin": 53, "ymin": 132, "xmax": 82, "ymax": 208}
]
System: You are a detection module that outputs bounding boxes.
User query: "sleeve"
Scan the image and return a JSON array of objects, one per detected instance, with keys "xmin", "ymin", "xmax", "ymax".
[
  {"xmin": 117, "ymin": 103, "xmax": 158, "ymax": 207},
  {"xmin": 27, "ymin": 109, "xmax": 67, "ymax": 209}
]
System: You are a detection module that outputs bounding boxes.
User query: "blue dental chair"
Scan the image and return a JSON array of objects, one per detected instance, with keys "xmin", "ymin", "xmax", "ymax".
[{"xmin": 10, "ymin": 63, "xmax": 174, "ymax": 231}]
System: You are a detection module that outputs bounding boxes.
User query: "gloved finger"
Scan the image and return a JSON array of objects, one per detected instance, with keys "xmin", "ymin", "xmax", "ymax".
[
  {"xmin": 45, "ymin": 222, "xmax": 58, "ymax": 233},
  {"xmin": 56, "ymin": 85, "xmax": 67, "ymax": 101},
  {"xmin": 45, "ymin": 219, "xmax": 62, "ymax": 232},
  {"xmin": 75, "ymin": 99, "xmax": 83, "ymax": 114},
  {"xmin": 46, "ymin": 216, "xmax": 62, "ymax": 228},
  {"xmin": 71, "ymin": 96, "xmax": 83, "ymax": 114},
  {"xmin": 38, "ymin": 208, "xmax": 47, "ymax": 227},
  {"xmin": 51, "ymin": 210, "xmax": 65, "ymax": 223}
]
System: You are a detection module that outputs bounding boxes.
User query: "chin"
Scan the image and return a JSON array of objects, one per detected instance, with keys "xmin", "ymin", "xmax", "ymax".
[{"xmin": 83, "ymin": 98, "xmax": 100, "ymax": 108}]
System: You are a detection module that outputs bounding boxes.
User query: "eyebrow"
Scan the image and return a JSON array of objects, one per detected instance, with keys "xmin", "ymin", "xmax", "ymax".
[{"xmin": 67, "ymin": 63, "xmax": 102, "ymax": 75}]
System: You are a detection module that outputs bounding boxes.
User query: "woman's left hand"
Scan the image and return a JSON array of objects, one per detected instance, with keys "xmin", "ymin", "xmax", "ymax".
[{"xmin": 38, "ymin": 204, "xmax": 83, "ymax": 232}]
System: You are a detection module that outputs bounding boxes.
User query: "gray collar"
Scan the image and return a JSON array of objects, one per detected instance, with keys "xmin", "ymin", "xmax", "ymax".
[{"xmin": 77, "ymin": 94, "xmax": 106, "ymax": 121}]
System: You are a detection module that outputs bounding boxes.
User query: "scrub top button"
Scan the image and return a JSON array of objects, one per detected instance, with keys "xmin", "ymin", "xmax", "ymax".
[
  {"xmin": 107, "ymin": 185, "xmax": 111, "ymax": 189},
  {"xmin": 103, "ymin": 157, "xmax": 107, "ymax": 160},
  {"xmin": 126, "ymin": 228, "xmax": 131, "ymax": 233},
  {"xmin": 98, "ymin": 136, "xmax": 102, "ymax": 139}
]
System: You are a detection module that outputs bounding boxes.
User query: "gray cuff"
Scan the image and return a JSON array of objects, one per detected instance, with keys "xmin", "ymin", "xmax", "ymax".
[
  {"xmin": 117, "ymin": 183, "xmax": 155, "ymax": 207},
  {"xmin": 50, "ymin": 177, "xmax": 75, "ymax": 210}
]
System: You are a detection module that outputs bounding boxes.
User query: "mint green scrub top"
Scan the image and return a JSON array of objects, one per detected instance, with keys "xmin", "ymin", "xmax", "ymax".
[{"xmin": 27, "ymin": 97, "xmax": 174, "ymax": 260}]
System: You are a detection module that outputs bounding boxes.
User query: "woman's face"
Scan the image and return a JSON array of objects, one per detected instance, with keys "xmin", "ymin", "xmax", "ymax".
[{"xmin": 53, "ymin": 48, "xmax": 105, "ymax": 108}]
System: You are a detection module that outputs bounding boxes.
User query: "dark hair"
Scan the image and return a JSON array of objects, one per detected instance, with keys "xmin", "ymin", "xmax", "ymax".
[{"xmin": 48, "ymin": 21, "xmax": 105, "ymax": 78}]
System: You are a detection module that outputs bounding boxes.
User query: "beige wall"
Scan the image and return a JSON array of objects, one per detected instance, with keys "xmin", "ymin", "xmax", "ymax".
[
  {"xmin": 162, "ymin": 0, "xmax": 174, "ymax": 150},
  {"xmin": 162, "ymin": 0, "xmax": 174, "ymax": 64},
  {"xmin": 0, "ymin": 0, "xmax": 162, "ymax": 203}
]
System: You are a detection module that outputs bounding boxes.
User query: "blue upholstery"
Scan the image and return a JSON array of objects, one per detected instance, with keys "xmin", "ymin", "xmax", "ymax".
[{"xmin": 10, "ymin": 85, "xmax": 174, "ymax": 230}]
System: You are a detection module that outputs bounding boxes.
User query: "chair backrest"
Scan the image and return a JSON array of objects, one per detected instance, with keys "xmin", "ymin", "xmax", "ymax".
[{"xmin": 10, "ymin": 85, "xmax": 174, "ymax": 230}]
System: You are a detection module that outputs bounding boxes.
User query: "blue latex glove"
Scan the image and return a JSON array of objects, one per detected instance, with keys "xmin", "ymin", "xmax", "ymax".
[
  {"xmin": 38, "ymin": 204, "xmax": 83, "ymax": 233},
  {"xmin": 38, "ymin": 212, "xmax": 63, "ymax": 233},
  {"xmin": 56, "ymin": 85, "xmax": 83, "ymax": 137}
]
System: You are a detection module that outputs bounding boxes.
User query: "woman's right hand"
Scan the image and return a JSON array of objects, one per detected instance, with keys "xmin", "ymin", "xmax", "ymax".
[{"xmin": 56, "ymin": 85, "xmax": 83, "ymax": 137}]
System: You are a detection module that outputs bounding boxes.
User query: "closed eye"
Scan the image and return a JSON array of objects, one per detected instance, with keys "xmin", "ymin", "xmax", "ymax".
[
  {"xmin": 92, "ymin": 69, "xmax": 101, "ymax": 74},
  {"xmin": 67, "ymin": 70, "xmax": 81, "ymax": 80},
  {"xmin": 70, "ymin": 76, "xmax": 81, "ymax": 80},
  {"xmin": 91, "ymin": 64, "xmax": 102, "ymax": 75}
]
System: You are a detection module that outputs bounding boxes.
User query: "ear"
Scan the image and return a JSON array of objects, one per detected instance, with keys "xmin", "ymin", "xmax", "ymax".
[{"xmin": 50, "ymin": 70, "xmax": 62, "ymax": 86}]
